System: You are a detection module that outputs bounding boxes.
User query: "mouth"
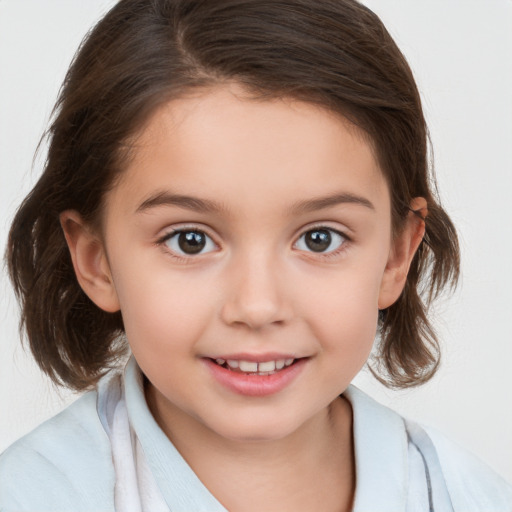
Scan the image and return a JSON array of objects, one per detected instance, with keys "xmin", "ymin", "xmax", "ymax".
[
  {"xmin": 205, "ymin": 356, "xmax": 308, "ymax": 396},
  {"xmin": 210, "ymin": 357, "xmax": 299, "ymax": 376}
]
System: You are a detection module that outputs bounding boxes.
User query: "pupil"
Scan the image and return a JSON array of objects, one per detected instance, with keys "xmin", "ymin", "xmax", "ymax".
[
  {"xmin": 178, "ymin": 231, "xmax": 206, "ymax": 254},
  {"xmin": 305, "ymin": 230, "xmax": 331, "ymax": 252}
]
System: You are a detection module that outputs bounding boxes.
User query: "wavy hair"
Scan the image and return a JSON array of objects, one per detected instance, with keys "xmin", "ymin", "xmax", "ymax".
[{"xmin": 6, "ymin": 0, "xmax": 459, "ymax": 390}]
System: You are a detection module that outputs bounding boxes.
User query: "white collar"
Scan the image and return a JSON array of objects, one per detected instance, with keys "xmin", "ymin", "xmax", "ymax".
[
  {"xmin": 124, "ymin": 358, "xmax": 410, "ymax": 511},
  {"xmin": 124, "ymin": 358, "xmax": 226, "ymax": 511},
  {"xmin": 344, "ymin": 386, "xmax": 409, "ymax": 512}
]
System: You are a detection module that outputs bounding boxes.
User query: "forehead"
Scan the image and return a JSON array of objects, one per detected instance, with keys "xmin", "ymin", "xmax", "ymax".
[{"xmin": 110, "ymin": 84, "xmax": 389, "ymax": 219}]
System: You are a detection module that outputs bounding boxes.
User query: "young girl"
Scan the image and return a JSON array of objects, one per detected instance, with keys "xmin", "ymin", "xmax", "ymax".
[{"xmin": 1, "ymin": 0, "xmax": 511, "ymax": 510}]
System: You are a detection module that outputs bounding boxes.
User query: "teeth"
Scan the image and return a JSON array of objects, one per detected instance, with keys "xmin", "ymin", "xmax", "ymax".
[
  {"xmin": 258, "ymin": 361, "xmax": 276, "ymax": 372},
  {"xmin": 275, "ymin": 359, "xmax": 285, "ymax": 370},
  {"xmin": 219, "ymin": 358, "xmax": 296, "ymax": 373},
  {"xmin": 239, "ymin": 360, "xmax": 258, "ymax": 372}
]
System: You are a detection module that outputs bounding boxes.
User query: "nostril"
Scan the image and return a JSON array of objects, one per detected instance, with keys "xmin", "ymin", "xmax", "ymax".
[{"xmin": 220, "ymin": 298, "xmax": 291, "ymax": 330}]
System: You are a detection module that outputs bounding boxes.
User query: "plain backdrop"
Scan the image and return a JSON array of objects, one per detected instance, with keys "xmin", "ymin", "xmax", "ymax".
[{"xmin": 1, "ymin": 0, "xmax": 511, "ymax": 483}]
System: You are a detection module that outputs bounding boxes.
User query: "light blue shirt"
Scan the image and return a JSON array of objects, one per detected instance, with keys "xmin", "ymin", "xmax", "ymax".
[{"xmin": 1, "ymin": 358, "xmax": 511, "ymax": 511}]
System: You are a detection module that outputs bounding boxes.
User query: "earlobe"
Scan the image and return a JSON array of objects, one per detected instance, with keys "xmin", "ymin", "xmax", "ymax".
[
  {"xmin": 378, "ymin": 197, "xmax": 427, "ymax": 309},
  {"xmin": 60, "ymin": 210, "xmax": 120, "ymax": 313}
]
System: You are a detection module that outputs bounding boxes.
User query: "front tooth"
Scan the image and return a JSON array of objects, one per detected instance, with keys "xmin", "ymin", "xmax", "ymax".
[
  {"xmin": 258, "ymin": 361, "xmax": 276, "ymax": 372},
  {"xmin": 239, "ymin": 360, "xmax": 258, "ymax": 372},
  {"xmin": 275, "ymin": 360, "xmax": 285, "ymax": 370},
  {"xmin": 227, "ymin": 360, "xmax": 239, "ymax": 369},
  {"xmin": 284, "ymin": 358, "xmax": 294, "ymax": 366}
]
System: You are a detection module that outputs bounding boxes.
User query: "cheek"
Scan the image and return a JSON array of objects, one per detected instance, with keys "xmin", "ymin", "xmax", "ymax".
[
  {"xmin": 117, "ymin": 272, "xmax": 215, "ymax": 395},
  {"xmin": 298, "ymin": 263, "xmax": 384, "ymax": 360},
  {"xmin": 111, "ymin": 255, "xmax": 217, "ymax": 354}
]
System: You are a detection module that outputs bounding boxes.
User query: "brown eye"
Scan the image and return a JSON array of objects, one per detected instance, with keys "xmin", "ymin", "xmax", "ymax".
[
  {"xmin": 164, "ymin": 230, "xmax": 216, "ymax": 255},
  {"xmin": 295, "ymin": 228, "xmax": 346, "ymax": 253},
  {"xmin": 305, "ymin": 230, "xmax": 331, "ymax": 252}
]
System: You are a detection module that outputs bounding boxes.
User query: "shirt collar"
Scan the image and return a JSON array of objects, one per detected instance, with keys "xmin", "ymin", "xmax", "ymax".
[
  {"xmin": 124, "ymin": 358, "xmax": 408, "ymax": 512},
  {"xmin": 124, "ymin": 357, "xmax": 228, "ymax": 511},
  {"xmin": 344, "ymin": 385, "xmax": 408, "ymax": 512}
]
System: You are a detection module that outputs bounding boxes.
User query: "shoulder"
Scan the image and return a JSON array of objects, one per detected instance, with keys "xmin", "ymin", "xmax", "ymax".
[
  {"xmin": 0, "ymin": 384, "xmax": 117, "ymax": 512},
  {"xmin": 422, "ymin": 425, "xmax": 512, "ymax": 511},
  {"xmin": 345, "ymin": 386, "xmax": 512, "ymax": 511}
]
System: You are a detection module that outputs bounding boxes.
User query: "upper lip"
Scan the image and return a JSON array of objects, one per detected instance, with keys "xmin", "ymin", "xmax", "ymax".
[{"xmin": 205, "ymin": 352, "xmax": 304, "ymax": 362}]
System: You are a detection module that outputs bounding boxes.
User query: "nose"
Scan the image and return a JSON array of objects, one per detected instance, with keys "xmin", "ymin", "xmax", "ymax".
[{"xmin": 220, "ymin": 250, "xmax": 293, "ymax": 330}]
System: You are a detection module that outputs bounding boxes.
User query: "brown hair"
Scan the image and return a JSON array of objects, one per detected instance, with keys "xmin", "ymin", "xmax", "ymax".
[{"xmin": 6, "ymin": 0, "xmax": 459, "ymax": 390}]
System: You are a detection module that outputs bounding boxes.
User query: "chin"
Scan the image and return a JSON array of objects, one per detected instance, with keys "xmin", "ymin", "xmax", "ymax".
[{"xmin": 207, "ymin": 412, "xmax": 307, "ymax": 444}]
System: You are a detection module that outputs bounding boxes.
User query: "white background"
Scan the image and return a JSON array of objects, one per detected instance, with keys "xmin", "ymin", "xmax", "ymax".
[{"xmin": 1, "ymin": 0, "xmax": 511, "ymax": 482}]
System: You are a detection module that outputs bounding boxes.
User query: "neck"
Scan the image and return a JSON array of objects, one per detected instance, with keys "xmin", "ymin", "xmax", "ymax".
[{"xmin": 146, "ymin": 386, "xmax": 355, "ymax": 512}]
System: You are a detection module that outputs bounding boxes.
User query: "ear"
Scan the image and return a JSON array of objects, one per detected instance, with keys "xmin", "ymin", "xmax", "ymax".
[
  {"xmin": 378, "ymin": 197, "xmax": 427, "ymax": 309},
  {"xmin": 60, "ymin": 210, "xmax": 120, "ymax": 313}
]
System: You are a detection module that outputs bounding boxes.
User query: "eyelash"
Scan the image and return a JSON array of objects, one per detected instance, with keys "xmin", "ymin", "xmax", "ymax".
[
  {"xmin": 156, "ymin": 226, "xmax": 218, "ymax": 263},
  {"xmin": 294, "ymin": 225, "xmax": 350, "ymax": 260},
  {"xmin": 156, "ymin": 225, "xmax": 350, "ymax": 261}
]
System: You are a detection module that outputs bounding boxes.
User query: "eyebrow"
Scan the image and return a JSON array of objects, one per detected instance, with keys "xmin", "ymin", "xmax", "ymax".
[
  {"xmin": 289, "ymin": 192, "xmax": 375, "ymax": 214},
  {"xmin": 136, "ymin": 190, "xmax": 375, "ymax": 215},
  {"xmin": 136, "ymin": 191, "xmax": 225, "ymax": 214}
]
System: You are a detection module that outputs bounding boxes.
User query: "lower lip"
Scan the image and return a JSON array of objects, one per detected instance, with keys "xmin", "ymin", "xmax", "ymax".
[{"xmin": 204, "ymin": 358, "xmax": 308, "ymax": 397}]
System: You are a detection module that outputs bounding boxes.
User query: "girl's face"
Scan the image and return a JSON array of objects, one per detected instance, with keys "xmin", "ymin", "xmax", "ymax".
[{"xmin": 70, "ymin": 84, "xmax": 422, "ymax": 443}]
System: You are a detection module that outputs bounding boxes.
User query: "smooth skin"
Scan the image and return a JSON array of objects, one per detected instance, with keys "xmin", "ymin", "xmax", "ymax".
[{"xmin": 61, "ymin": 83, "xmax": 426, "ymax": 512}]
